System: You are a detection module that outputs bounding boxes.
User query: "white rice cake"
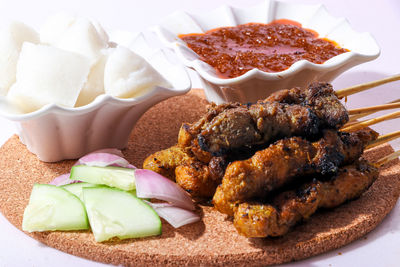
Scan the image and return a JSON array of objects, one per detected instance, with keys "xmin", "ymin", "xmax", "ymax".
[
  {"xmin": 75, "ymin": 53, "xmax": 108, "ymax": 107},
  {"xmin": 0, "ymin": 21, "xmax": 39, "ymax": 95},
  {"xmin": 104, "ymin": 46, "xmax": 170, "ymax": 99},
  {"xmin": 41, "ymin": 15, "xmax": 108, "ymax": 64},
  {"xmin": 8, "ymin": 43, "xmax": 91, "ymax": 113}
]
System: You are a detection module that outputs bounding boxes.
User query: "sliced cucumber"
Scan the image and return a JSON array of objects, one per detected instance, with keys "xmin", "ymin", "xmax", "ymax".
[
  {"xmin": 62, "ymin": 182, "xmax": 137, "ymax": 201},
  {"xmin": 83, "ymin": 186, "xmax": 161, "ymax": 242},
  {"xmin": 22, "ymin": 184, "xmax": 89, "ymax": 232},
  {"xmin": 61, "ymin": 182, "xmax": 97, "ymax": 202},
  {"xmin": 70, "ymin": 165, "xmax": 135, "ymax": 191}
]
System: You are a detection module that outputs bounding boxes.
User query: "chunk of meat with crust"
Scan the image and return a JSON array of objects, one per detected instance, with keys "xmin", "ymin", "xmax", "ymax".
[
  {"xmin": 199, "ymin": 102, "xmax": 320, "ymax": 156},
  {"xmin": 143, "ymin": 141, "xmax": 227, "ymax": 198},
  {"xmin": 183, "ymin": 102, "xmax": 242, "ymax": 140},
  {"xmin": 199, "ymin": 82, "xmax": 348, "ymax": 155},
  {"xmin": 198, "ymin": 106, "xmax": 262, "ymax": 155},
  {"xmin": 213, "ymin": 128, "xmax": 378, "ymax": 216},
  {"xmin": 233, "ymin": 160, "xmax": 378, "ymax": 237},
  {"xmin": 264, "ymin": 82, "xmax": 349, "ymax": 129},
  {"xmin": 175, "ymin": 156, "xmax": 227, "ymax": 197},
  {"xmin": 143, "ymin": 145, "xmax": 191, "ymax": 180},
  {"xmin": 303, "ymin": 82, "xmax": 349, "ymax": 128},
  {"xmin": 264, "ymin": 86, "xmax": 304, "ymax": 104}
]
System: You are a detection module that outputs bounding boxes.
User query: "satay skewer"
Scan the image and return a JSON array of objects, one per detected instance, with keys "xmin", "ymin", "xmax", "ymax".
[
  {"xmin": 335, "ymin": 73, "xmax": 400, "ymax": 99},
  {"xmin": 341, "ymin": 110, "xmax": 400, "ymax": 132},
  {"xmin": 234, "ymin": 151, "xmax": 399, "ymax": 238}
]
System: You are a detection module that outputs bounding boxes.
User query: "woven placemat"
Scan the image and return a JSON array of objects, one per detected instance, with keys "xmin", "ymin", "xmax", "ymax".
[{"xmin": 0, "ymin": 90, "xmax": 399, "ymax": 266}]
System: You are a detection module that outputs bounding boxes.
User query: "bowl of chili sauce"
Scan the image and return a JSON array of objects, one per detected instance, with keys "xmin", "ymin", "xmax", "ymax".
[{"xmin": 154, "ymin": 0, "xmax": 380, "ymax": 104}]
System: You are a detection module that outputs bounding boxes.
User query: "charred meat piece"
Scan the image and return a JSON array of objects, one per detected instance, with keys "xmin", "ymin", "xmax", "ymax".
[
  {"xmin": 143, "ymin": 123, "xmax": 215, "ymax": 179},
  {"xmin": 264, "ymin": 82, "xmax": 348, "ymax": 129},
  {"xmin": 213, "ymin": 128, "xmax": 378, "ymax": 216},
  {"xmin": 199, "ymin": 106, "xmax": 261, "ymax": 156},
  {"xmin": 263, "ymin": 86, "xmax": 304, "ymax": 104},
  {"xmin": 143, "ymin": 145, "xmax": 192, "ymax": 181},
  {"xmin": 143, "ymin": 142, "xmax": 227, "ymax": 198},
  {"xmin": 175, "ymin": 156, "xmax": 227, "ymax": 198},
  {"xmin": 180, "ymin": 102, "xmax": 242, "ymax": 145},
  {"xmin": 199, "ymin": 82, "xmax": 348, "ymax": 155},
  {"xmin": 199, "ymin": 102, "xmax": 320, "ymax": 156},
  {"xmin": 264, "ymin": 82, "xmax": 349, "ymax": 128},
  {"xmin": 302, "ymin": 82, "xmax": 349, "ymax": 129},
  {"xmin": 233, "ymin": 160, "xmax": 378, "ymax": 237}
]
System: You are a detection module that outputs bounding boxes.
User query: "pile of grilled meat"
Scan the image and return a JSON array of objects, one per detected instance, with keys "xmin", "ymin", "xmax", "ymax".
[{"xmin": 143, "ymin": 82, "xmax": 379, "ymax": 238}]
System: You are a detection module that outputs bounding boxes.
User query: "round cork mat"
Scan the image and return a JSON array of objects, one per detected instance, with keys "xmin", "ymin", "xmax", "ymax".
[{"xmin": 0, "ymin": 90, "xmax": 400, "ymax": 266}]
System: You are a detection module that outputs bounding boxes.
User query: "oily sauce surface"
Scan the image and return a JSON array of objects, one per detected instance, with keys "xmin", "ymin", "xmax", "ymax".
[{"xmin": 180, "ymin": 20, "xmax": 349, "ymax": 78}]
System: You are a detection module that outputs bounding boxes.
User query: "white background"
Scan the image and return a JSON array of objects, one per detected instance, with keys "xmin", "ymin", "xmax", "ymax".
[{"xmin": 0, "ymin": 0, "xmax": 399, "ymax": 266}]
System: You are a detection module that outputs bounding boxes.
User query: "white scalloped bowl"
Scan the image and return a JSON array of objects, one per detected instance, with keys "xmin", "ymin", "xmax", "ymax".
[
  {"xmin": 0, "ymin": 32, "xmax": 191, "ymax": 162},
  {"xmin": 154, "ymin": 0, "xmax": 380, "ymax": 104}
]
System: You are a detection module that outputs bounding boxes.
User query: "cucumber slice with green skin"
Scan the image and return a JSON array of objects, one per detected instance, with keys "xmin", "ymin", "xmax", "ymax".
[
  {"xmin": 70, "ymin": 165, "xmax": 135, "ymax": 191},
  {"xmin": 61, "ymin": 182, "xmax": 97, "ymax": 202},
  {"xmin": 22, "ymin": 184, "xmax": 89, "ymax": 232},
  {"xmin": 83, "ymin": 186, "xmax": 161, "ymax": 242},
  {"xmin": 62, "ymin": 182, "xmax": 138, "ymax": 201}
]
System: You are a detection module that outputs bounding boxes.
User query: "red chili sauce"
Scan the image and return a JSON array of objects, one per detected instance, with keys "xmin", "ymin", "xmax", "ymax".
[{"xmin": 179, "ymin": 19, "xmax": 349, "ymax": 78}]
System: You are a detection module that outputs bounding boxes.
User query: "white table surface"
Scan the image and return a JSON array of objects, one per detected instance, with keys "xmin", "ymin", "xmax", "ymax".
[{"xmin": 0, "ymin": 0, "xmax": 399, "ymax": 266}]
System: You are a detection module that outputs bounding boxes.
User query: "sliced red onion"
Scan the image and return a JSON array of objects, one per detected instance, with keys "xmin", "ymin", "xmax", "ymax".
[
  {"xmin": 147, "ymin": 202, "xmax": 200, "ymax": 228},
  {"xmin": 49, "ymin": 173, "xmax": 80, "ymax": 186},
  {"xmin": 77, "ymin": 152, "xmax": 136, "ymax": 168},
  {"xmin": 134, "ymin": 169, "xmax": 195, "ymax": 210},
  {"xmin": 91, "ymin": 148, "xmax": 124, "ymax": 157},
  {"xmin": 49, "ymin": 150, "xmax": 135, "ymax": 186}
]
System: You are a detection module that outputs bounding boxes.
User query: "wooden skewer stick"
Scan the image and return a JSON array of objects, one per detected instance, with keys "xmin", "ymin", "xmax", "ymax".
[
  {"xmin": 375, "ymin": 150, "xmax": 400, "ymax": 167},
  {"xmin": 348, "ymin": 102, "xmax": 400, "ymax": 115},
  {"xmin": 348, "ymin": 114, "xmax": 366, "ymax": 123},
  {"xmin": 348, "ymin": 98, "xmax": 400, "ymax": 122},
  {"xmin": 366, "ymin": 130, "xmax": 400, "ymax": 149},
  {"xmin": 348, "ymin": 112, "xmax": 375, "ymax": 124},
  {"xmin": 336, "ymin": 73, "xmax": 400, "ymax": 99},
  {"xmin": 341, "ymin": 110, "xmax": 400, "ymax": 132},
  {"xmin": 342, "ymin": 120, "xmax": 360, "ymax": 127}
]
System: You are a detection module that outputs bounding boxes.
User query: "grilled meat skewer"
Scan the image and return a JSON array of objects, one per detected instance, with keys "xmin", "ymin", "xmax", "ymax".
[
  {"xmin": 144, "ymin": 82, "xmax": 349, "ymax": 194},
  {"xmin": 143, "ymin": 145, "xmax": 192, "ymax": 180},
  {"xmin": 199, "ymin": 82, "xmax": 348, "ymax": 156},
  {"xmin": 144, "ymin": 126, "xmax": 228, "ymax": 197},
  {"xmin": 145, "ymin": 127, "xmax": 377, "ymax": 200},
  {"xmin": 233, "ymin": 159, "xmax": 378, "ymax": 237},
  {"xmin": 198, "ymin": 101, "xmax": 320, "ymax": 156},
  {"xmin": 213, "ymin": 128, "xmax": 378, "ymax": 216},
  {"xmin": 264, "ymin": 82, "xmax": 349, "ymax": 129},
  {"xmin": 175, "ymin": 156, "xmax": 227, "ymax": 197}
]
